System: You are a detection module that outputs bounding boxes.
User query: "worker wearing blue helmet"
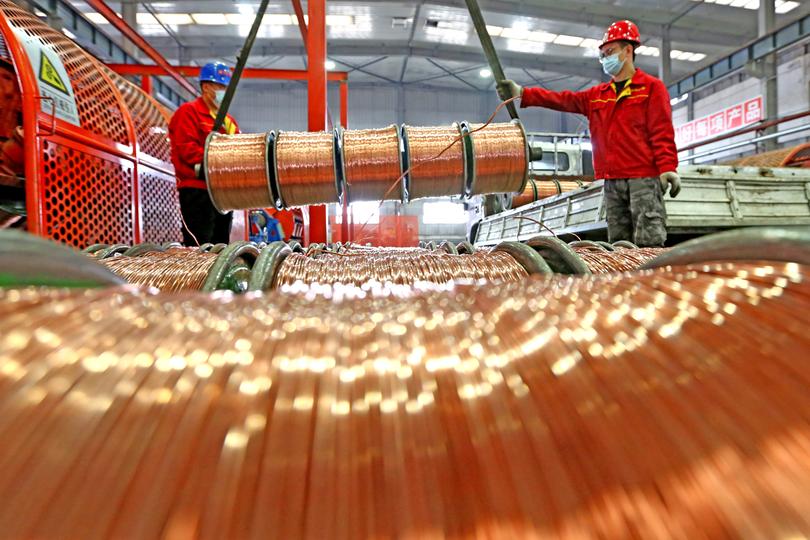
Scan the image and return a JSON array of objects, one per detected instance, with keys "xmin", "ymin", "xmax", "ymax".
[{"xmin": 169, "ymin": 62, "xmax": 240, "ymax": 246}]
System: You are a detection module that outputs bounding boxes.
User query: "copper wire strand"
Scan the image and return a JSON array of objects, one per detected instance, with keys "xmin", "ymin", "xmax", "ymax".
[
  {"xmin": 466, "ymin": 121, "xmax": 527, "ymax": 196},
  {"xmin": 343, "ymin": 126, "xmax": 403, "ymax": 203},
  {"xmin": 273, "ymin": 249, "xmax": 528, "ymax": 288},
  {"xmin": 0, "ymin": 262, "xmax": 809, "ymax": 536},
  {"xmin": 573, "ymin": 246, "xmax": 668, "ymax": 273},
  {"xmin": 206, "ymin": 133, "xmax": 273, "ymax": 211},
  {"xmin": 100, "ymin": 249, "xmax": 218, "ymax": 291},
  {"xmin": 404, "ymin": 125, "xmax": 466, "ymax": 200},
  {"xmin": 275, "ymin": 130, "xmax": 338, "ymax": 207}
]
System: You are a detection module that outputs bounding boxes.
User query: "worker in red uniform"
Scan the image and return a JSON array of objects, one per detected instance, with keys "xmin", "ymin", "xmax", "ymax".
[
  {"xmin": 169, "ymin": 62, "xmax": 239, "ymax": 246},
  {"xmin": 497, "ymin": 21, "xmax": 680, "ymax": 247}
]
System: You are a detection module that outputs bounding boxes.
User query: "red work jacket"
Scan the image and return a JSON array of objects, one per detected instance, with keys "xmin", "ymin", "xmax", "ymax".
[
  {"xmin": 521, "ymin": 69, "xmax": 678, "ymax": 180},
  {"xmin": 168, "ymin": 97, "xmax": 240, "ymax": 190}
]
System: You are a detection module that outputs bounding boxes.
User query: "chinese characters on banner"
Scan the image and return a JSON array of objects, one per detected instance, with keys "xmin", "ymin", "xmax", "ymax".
[{"xmin": 675, "ymin": 96, "xmax": 763, "ymax": 148}]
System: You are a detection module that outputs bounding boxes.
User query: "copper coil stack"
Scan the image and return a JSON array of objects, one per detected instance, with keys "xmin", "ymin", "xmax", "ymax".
[
  {"xmin": 463, "ymin": 120, "xmax": 529, "ymax": 197},
  {"xmin": 272, "ymin": 248, "xmax": 529, "ymax": 288},
  {"xmin": 340, "ymin": 125, "xmax": 404, "ymax": 203},
  {"xmin": 100, "ymin": 249, "xmax": 219, "ymax": 291},
  {"xmin": 512, "ymin": 177, "xmax": 588, "ymax": 208},
  {"xmin": 727, "ymin": 142, "xmax": 810, "ymax": 168},
  {"xmin": 274, "ymin": 130, "xmax": 340, "ymax": 208},
  {"xmin": 1, "ymin": 261, "xmax": 809, "ymax": 537},
  {"xmin": 401, "ymin": 124, "xmax": 466, "ymax": 201},
  {"xmin": 205, "ymin": 132, "xmax": 274, "ymax": 212},
  {"xmin": 573, "ymin": 245, "xmax": 667, "ymax": 273}
]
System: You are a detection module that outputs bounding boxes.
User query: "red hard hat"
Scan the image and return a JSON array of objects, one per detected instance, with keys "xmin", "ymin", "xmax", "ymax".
[{"xmin": 600, "ymin": 20, "xmax": 641, "ymax": 48}]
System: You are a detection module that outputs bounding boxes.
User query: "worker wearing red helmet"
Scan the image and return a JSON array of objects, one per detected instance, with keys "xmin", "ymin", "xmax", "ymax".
[
  {"xmin": 497, "ymin": 21, "xmax": 680, "ymax": 247},
  {"xmin": 169, "ymin": 62, "xmax": 240, "ymax": 246}
]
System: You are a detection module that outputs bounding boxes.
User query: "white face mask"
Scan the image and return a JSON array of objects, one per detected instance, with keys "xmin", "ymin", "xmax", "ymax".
[
  {"xmin": 600, "ymin": 52, "xmax": 625, "ymax": 76},
  {"xmin": 214, "ymin": 89, "xmax": 226, "ymax": 104}
]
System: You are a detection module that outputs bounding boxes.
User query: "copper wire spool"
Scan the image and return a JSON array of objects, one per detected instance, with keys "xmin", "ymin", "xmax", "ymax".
[
  {"xmin": 727, "ymin": 143, "xmax": 810, "ymax": 168},
  {"xmin": 340, "ymin": 125, "xmax": 404, "ymax": 202},
  {"xmin": 573, "ymin": 246, "xmax": 667, "ymax": 273},
  {"xmin": 274, "ymin": 130, "xmax": 339, "ymax": 208},
  {"xmin": 0, "ymin": 261, "xmax": 809, "ymax": 537},
  {"xmin": 205, "ymin": 132, "xmax": 273, "ymax": 212},
  {"xmin": 513, "ymin": 178, "xmax": 583, "ymax": 208},
  {"xmin": 100, "ymin": 249, "xmax": 218, "ymax": 291},
  {"xmin": 463, "ymin": 120, "xmax": 529, "ymax": 197},
  {"xmin": 401, "ymin": 124, "xmax": 466, "ymax": 201},
  {"xmin": 273, "ymin": 249, "xmax": 528, "ymax": 287}
]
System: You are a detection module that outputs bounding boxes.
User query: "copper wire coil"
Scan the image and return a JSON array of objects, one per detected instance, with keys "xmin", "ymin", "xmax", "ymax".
[
  {"xmin": 273, "ymin": 249, "xmax": 528, "ymax": 287},
  {"xmin": 0, "ymin": 261, "xmax": 809, "ymax": 537},
  {"xmin": 573, "ymin": 246, "xmax": 667, "ymax": 273},
  {"xmin": 513, "ymin": 179, "xmax": 585, "ymax": 207},
  {"xmin": 402, "ymin": 124, "xmax": 466, "ymax": 201},
  {"xmin": 274, "ymin": 130, "xmax": 338, "ymax": 207},
  {"xmin": 464, "ymin": 121, "xmax": 528, "ymax": 197},
  {"xmin": 205, "ymin": 132, "xmax": 273, "ymax": 212},
  {"xmin": 100, "ymin": 249, "xmax": 218, "ymax": 291},
  {"xmin": 727, "ymin": 142, "xmax": 810, "ymax": 168},
  {"xmin": 341, "ymin": 126, "xmax": 403, "ymax": 202}
]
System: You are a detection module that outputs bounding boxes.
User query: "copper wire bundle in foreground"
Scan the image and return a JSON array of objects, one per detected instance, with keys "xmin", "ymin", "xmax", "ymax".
[
  {"xmin": 466, "ymin": 121, "xmax": 527, "ymax": 196},
  {"xmin": 574, "ymin": 246, "xmax": 667, "ymax": 273},
  {"xmin": 100, "ymin": 249, "xmax": 218, "ymax": 291},
  {"xmin": 402, "ymin": 125, "xmax": 466, "ymax": 200},
  {"xmin": 0, "ymin": 262, "xmax": 809, "ymax": 537},
  {"xmin": 342, "ymin": 126, "xmax": 402, "ymax": 202},
  {"xmin": 275, "ymin": 130, "xmax": 337, "ymax": 207},
  {"xmin": 274, "ymin": 249, "xmax": 527, "ymax": 287},
  {"xmin": 205, "ymin": 132, "xmax": 273, "ymax": 211}
]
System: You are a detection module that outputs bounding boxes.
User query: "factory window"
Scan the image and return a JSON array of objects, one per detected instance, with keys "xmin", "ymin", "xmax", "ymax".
[
  {"xmin": 422, "ymin": 201, "xmax": 467, "ymax": 224},
  {"xmin": 350, "ymin": 201, "xmax": 380, "ymax": 224}
]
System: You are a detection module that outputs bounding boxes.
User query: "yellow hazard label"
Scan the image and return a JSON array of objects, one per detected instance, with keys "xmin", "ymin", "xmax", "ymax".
[{"xmin": 39, "ymin": 51, "xmax": 69, "ymax": 95}]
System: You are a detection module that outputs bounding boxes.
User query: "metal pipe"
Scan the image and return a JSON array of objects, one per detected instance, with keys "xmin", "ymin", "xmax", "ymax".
[
  {"xmin": 463, "ymin": 0, "xmax": 518, "ymax": 120},
  {"xmin": 681, "ymin": 123, "xmax": 810, "ymax": 163},
  {"xmin": 81, "ymin": 0, "xmax": 198, "ymax": 96},
  {"xmin": 212, "ymin": 0, "xmax": 272, "ymax": 133}
]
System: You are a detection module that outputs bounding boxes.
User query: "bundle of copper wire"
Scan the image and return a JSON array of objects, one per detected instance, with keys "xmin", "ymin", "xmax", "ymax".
[
  {"xmin": 274, "ymin": 130, "xmax": 338, "ymax": 207},
  {"xmin": 100, "ymin": 249, "xmax": 218, "ymax": 291},
  {"xmin": 573, "ymin": 246, "xmax": 667, "ymax": 273},
  {"xmin": 274, "ymin": 249, "xmax": 527, "ymax": 287},
  {"xmin": 512, "ymin": 178, "xmax": 586, "ymax": 208},
  {"xmin": 205, "ymin": 132, "xmax": 273, "ymax": 211},
  {"xmin": 0, "ymin": 261, "xmax": 809, "ymax": 537},
  {"xmin": 727, "ymin": 142, "xmax": 810, "ymax": 168},
  {"xmin": 342, "ymin": 125, "xmax": 403, "ymax": 202},
  {"xmin": 402, "ymin": 124, "xmax": 466, "ymax": 200},
  {"xmin": 465, "ymin": 121, "xmax": 528, "ymax": 196}
]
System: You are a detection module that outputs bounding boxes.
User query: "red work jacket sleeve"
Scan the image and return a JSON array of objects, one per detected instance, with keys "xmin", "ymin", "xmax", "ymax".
[
  {"xmin": 168, "ymin": 104, "xmax": 205, "ymax": 167},
  {"xmin": 646, "ymin": 80, "xmax": 679, "ymax": 175},
  {"xmin": 520, "ymin": 86, "xmax": 590, "ymax": 116}
]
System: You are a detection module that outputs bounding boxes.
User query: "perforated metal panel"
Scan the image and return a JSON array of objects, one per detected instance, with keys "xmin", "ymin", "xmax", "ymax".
[
  {"xmin": 139, "ymin": 167, "xmax": 182, "ymax": 243},
  {"xmin": 1, "ymin": 1, "xmax": 131, "ymax": 146},
  {"xmin": 104, "ymin": 66, "xmax": 173, "ymax": 166},
  {"xmin": 0, "ymin": 26, "xmax": 9, "ymax": 62},
  {"xmin": 42, "ymin": 140, "xmax": 135, "ymax": 247}
]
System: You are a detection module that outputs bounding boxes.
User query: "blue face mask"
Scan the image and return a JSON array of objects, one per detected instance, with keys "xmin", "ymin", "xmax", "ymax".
[
  {"xmin": 600, "ymin": 52, "xmax": 624, "ymax": 77},
  {"xmin": 214, "ymin": 89, "xmax": 226, "ymax": 104}
]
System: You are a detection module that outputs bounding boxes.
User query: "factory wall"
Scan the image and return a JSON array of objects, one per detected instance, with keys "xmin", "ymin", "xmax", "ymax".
[
  {"xmin": 230, "ymin": 81, "xmax": 570, "ymax": 134},
  {"xmin": 673, "ymin": 42, "xmax": 810, "ymax": 164}
]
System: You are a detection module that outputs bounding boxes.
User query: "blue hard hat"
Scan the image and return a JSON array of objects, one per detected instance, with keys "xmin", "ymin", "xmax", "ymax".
[{"xmin": 199, "ymin": 62, "xmax": 231, "ymax": 86}]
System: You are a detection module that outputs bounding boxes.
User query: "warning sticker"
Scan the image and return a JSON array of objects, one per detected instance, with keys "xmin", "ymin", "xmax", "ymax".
[{"xmin": 11, "ymin": 27, "xmax": 80, "ymax": 126}]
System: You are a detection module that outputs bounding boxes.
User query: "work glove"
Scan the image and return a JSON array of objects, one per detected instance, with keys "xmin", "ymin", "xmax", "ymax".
[
  {"xmin": 659, "ymin": 171, "xmax": 681, "ymax": 198},
  {"xmin": 193, "ymin": 163, "xmax": 204, "ymax": 180},
  {"xmin": 496, "ymin": 79, "xmax": 522, "ymax": 102}
]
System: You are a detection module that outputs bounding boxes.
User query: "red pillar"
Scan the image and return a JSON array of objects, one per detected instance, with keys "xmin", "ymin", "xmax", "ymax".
[
  {"xmin": 307, "ymin": 0, "xmax": 328, "ymax": 244},
  {"xmin": 140, "ymin": 75, "xmax": 152, "ymax": 95},
  {"xmin": 339, "ymin": 81, "xmax": 349, "ymax": 241}
]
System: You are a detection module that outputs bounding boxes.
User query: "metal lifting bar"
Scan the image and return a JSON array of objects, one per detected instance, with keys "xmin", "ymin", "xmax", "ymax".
[{"xmin": 212, "ymin": 0, "xmax": 272, "ymax": 133}]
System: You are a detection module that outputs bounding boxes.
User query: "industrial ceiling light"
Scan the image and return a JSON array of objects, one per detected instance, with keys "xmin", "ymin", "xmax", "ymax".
[
  {"xmin": 325, "ymin": 60, "xmax": 336, "ymax": 70},
  {"xmin": 479, "ymin": 68, "xmax": 492, "ymax": 78},
  {"xmin": 192, "ymin": 13, "xmax": 228, "ymax": 25},
  {"xmin": 155, "ymin": 13, "xmax": 193, "ymax": 25}
]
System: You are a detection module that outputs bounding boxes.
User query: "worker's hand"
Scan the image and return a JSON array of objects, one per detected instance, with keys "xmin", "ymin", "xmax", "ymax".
[
  {"xmin": 659, "ymin": 171, "xmax": 681, "ymax": 198},
  {"xmin": 193, "ymin": 163, "xmax": 204, "ymax": 180},
  {"xmin": 496, "ymin": 79, "xmax": 522, "ymax": 102}
]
